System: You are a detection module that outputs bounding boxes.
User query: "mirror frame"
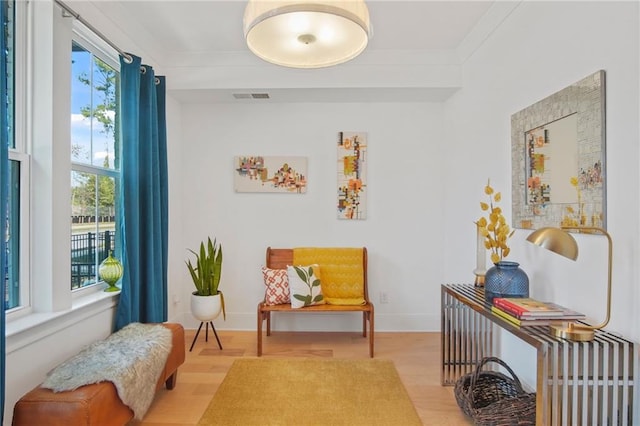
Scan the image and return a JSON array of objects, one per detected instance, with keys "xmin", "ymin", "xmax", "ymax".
[{"xmin": 511, "ymin": 70, "xmax": 606, "ymax": 230}]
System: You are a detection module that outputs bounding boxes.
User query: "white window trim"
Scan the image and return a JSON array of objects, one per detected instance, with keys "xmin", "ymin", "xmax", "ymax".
[
  {"xmin": 72, "ymin": 21, "xmax": 119, "ymax": 72},
  {"xmin": 5, "ymin": 0, "xmax": 30, "ymax": 321},
  {"xmin": 6, "ymin": 151, "xmax": 30, "ymax": 321},
  {"xmin": 70, "ymin": 21, "xmax": 120, "ymax": 297},
  {"xmin": 7, "ymin": 2, "xmax": 122, "ymax": 337}
]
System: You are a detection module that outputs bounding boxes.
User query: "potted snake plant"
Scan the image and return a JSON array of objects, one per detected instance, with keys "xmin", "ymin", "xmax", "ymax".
[{"xmin": 186, "ymin": 237, "xmax": 225, "ymax": 321}]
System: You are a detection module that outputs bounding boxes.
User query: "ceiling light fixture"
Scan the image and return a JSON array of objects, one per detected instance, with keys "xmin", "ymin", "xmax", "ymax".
[{"xmin": 243, "ymin": 0, "xmax": 371, "ymax": 69}]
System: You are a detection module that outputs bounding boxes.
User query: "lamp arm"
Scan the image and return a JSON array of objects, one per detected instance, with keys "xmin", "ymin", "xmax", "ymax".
[{"xmin": 560, "ymin": 226, "xmax": 612, "ymax": 331}]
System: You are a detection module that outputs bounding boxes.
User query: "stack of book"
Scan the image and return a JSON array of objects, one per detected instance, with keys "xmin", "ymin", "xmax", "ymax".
[{"xmin": 491, "ymin": 297, "xmax": 586, "ymax": 327}]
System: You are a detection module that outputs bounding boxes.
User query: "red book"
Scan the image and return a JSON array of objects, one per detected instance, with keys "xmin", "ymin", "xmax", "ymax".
[{"xmin": 493, "ymin": 297, "xmax": 565, "ymax": 318}]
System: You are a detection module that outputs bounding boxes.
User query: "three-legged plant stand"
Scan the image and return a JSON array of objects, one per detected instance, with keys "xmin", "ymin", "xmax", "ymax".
[{"xmin": 189, "ymin": 321, "xmax": 223, "ymax": 352}]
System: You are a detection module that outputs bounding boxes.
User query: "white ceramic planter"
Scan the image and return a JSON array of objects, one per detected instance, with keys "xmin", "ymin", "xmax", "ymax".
[{"xmin": 190, "ymin": 292, "xmax": 222, "ymax": 322}]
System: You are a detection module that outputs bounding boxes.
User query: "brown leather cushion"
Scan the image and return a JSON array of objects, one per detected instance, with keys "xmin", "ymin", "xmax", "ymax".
[{"xmin": 12, "ymin": 323, "xmax": 185, "ymax": 426}]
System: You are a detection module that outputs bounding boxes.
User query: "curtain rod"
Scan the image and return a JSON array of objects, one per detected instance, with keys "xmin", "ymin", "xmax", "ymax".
[{"xmin": 54, "ymin": 0, "xmax": 133, "ymax": 63}]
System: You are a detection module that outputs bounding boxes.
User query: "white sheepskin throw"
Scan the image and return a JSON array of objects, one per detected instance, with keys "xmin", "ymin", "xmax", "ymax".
[{"xmin": 42, "ymin": 322, "xmax": 172, "ymax": 420}]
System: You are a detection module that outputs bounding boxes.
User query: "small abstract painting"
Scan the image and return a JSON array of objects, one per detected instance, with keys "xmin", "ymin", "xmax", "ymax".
[
  {"xmin": 337, "ymin": 132, "xmax": 367, "ymax": 220},
  {"xmin": 234, "ymin": 156, "xmax": 307, "ymax": 193}
]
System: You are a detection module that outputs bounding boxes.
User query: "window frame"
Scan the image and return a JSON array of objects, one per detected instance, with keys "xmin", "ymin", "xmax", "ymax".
[
  {"xmin": 7, "ymin": 0, "xmax": 121, "ymax": 347},
  {"xmin": 5, "ymin": 0, "xmax": 31, "ymax": 319},
  {"xmin": 7, "ymin": 2, "xmax": 122, "ymax": 319},
  {"xmin": 70, "ymin": 23, "xmax": 121, "ymax": 295},
  {"xmin": 6, "ymin": 152, "xmax": 30, "ymax": 316}
]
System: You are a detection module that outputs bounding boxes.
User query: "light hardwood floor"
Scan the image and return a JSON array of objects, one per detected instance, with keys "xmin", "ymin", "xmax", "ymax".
[{"xmin": 131, "ymin": 329, "xmax": 473, "ymax": 426}]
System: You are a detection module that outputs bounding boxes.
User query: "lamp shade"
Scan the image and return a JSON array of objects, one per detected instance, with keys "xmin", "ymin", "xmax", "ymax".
[
  {"xmin": 526, "ymin": 227, "xmax": 579, "ymax": 261},
  {"xmin": 243, "ymin": 0, "xmax": 371, "ymax": 68}
]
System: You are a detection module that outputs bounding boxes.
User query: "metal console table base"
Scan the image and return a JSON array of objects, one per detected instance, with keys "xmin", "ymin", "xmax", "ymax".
[{"xmin": 441, "ymin": 284, "xmax": 638, "ymax": 425}]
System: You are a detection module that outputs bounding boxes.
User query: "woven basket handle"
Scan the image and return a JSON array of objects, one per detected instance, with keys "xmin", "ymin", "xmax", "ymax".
[{"xmin": 469, "ymin": 356, "xmax": 525, "ymax": 394}]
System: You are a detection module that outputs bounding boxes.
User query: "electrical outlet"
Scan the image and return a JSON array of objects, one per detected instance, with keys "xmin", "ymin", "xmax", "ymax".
[{"xmin": 379, "ymin": 291, "xmax": 389, "ymax": 304}]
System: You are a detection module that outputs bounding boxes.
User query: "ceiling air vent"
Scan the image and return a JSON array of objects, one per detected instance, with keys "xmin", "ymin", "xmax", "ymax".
[{"xmin": 232, "ymin": 92, "xmax": 270, "ymax": 100}]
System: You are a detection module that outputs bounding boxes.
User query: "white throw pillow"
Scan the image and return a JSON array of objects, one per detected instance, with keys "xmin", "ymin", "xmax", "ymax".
[{"xmin": 287, "ymin": 264, "xmax": 324, "ymax": 309}]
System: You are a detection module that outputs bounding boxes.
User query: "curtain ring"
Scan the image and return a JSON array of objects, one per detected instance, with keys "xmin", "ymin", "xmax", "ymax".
[
  {"xmin": 122, "ymin": 53, "xmax": 134, "ymax": 64},
  {"xmin": 140, "ymin": 66, "xmax": 147, "ymax": 74},
  {"xmin": 154, "ymin": 77, "xmax": 160, "ymax": 85}
]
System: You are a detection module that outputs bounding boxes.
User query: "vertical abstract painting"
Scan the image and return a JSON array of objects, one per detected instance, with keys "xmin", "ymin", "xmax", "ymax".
[
  {"xmin": 234, "ymin": 156, "xmax": 307, "ymax": 193},
  {"xmin": 337, "ymin": 132, "xmax": 367, "ymax": 220}
]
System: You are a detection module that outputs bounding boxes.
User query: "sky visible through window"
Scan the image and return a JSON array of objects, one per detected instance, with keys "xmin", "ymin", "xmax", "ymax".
[{"xmin": 71, "ymin": 42, "xmax": 116, "ymax": 170}]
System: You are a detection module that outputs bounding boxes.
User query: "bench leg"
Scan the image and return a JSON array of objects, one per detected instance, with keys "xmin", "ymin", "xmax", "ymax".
[
  {"xmin": 257, "ymin": 305, "xmax": 273, "ymax": 356},
  {"xmin": 362, "ymin": 312, "xmax": 367, "ymax": 337},
  {"xmin": 361, "ymin": 311, "xmax": 375, "ymax": 357},
  {"xmin": 257, "ymin": 304, "xmax": 263, "ymax": 356},
  {"xmin": 266, "ymin": 311, "xmax": 272, "ymax": 336},
  {"xmin": 165, "ymin": 372, "xmax": 178, "ymax": 390},
  {"xmin": 368, "ymin": 309, "xmax": 375, "ymax": 358}
]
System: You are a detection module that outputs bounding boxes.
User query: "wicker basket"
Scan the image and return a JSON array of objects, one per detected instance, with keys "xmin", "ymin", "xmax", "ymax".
[{"xmin": 454, "ymin": 357, "xmax": 536, "ymax": 425}]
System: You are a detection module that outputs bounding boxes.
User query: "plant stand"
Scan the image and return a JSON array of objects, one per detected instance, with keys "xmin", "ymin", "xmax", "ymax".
[{"xmin": 189, "ymin": 321, "xmax": 223, "ymax": 352}]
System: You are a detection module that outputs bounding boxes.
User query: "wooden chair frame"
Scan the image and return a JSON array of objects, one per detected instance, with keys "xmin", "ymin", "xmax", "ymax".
[{"xmin": 257, "ymin": 247, "xmax": 375, "ymax": 357}]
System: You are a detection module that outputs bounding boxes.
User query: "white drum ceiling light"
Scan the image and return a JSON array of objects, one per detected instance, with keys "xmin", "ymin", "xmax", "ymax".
[{"xmin": 243, "ymin": 0, "xmax": 372, "ymax": 69}]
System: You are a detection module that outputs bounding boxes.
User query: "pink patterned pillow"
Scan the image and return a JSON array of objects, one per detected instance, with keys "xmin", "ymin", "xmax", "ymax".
[{"xmin": 262, "ymin": 267, "xmax": 290, "ymax": 305}]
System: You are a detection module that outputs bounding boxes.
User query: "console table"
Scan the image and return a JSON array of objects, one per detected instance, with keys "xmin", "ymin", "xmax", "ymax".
[{"xmin": 441, "ymin": 284, "xmax": 638, "ymax": 425}]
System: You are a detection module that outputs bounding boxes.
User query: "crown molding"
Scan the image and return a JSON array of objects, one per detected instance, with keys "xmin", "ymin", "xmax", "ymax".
[{"xmin": 456, "ymin": 1, "xmax": 523, "ymax": 63}]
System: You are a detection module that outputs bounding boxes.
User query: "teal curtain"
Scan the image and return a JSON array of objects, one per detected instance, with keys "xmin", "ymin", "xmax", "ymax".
[
  {"xmin": 0, "ymin": 1, "xmax": 8, "ymax": 420},
  {"xmin": 115, "ymin": 54, "xmax": 168, "ymax": 330}
]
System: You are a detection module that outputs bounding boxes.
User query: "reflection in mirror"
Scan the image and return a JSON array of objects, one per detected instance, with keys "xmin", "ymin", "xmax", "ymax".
[
  {"xmin": 526, "ymin": 113, "xmax": 578, "ymax": 207},
  {"xmin": 512, "ymin": 70, "xmax": 606, "ymax": 230}
]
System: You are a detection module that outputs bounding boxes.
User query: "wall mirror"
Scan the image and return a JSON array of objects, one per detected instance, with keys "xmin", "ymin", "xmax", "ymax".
[{"xmin": 511, "ymin": 70, "xmax": 606, "ymax": 230}]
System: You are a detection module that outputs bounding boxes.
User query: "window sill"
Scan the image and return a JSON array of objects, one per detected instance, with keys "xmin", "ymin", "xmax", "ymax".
[{"xmin": 6, "ymin": 289, "xmax": 120, "ymax": 354}]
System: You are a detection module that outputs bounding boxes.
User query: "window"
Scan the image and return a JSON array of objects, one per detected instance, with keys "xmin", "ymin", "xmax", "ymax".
[
  {"xmin": 5, "ymin": 0, "xmax": 28, "ymax": 312},
  {"xmin": 6, "ymin": 147, "xmax": 28, "ymax": 312},
  {"xmin": 6, "ymin": 2, "xmax": 122, "ymax": 326},
  {"xmin": 70, "ymin": 39, "xmax": 120, "ymax": 290},
  {"xmin": 6, "ymin": 158, "xmax": 18, "ymax": 310}
]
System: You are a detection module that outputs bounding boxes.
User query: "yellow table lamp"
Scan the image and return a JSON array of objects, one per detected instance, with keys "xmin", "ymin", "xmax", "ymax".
[{"xmin": 526, "ymin": 226, "xmax": 612, "ymax": 341}]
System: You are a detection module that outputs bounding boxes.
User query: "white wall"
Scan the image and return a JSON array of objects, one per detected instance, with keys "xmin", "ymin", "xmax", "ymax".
[
  {"xmin": 442, "ymin": 0, "xmax": 639, "ymax": 386},
  {"xmin": 165, "ymin": 94, "xmax": 185, "ymax": 322},
  {"xmin": 173, "ymin": 102, "xmax": 446, "ymax": 332}
]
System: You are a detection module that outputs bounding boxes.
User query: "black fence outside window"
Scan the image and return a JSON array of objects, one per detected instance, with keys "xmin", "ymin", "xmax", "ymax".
[{"xmin": 71, "ymin": 230, "xmax": 115, "ymax": 289}]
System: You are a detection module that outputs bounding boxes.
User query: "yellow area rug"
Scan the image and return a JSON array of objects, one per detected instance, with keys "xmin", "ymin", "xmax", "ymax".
[{"xmin": 197, "ymin": 358, "xmax": 422, "ymax": 426}]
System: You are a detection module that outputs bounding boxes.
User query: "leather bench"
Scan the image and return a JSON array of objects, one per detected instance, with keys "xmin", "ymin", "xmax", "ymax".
[{"xmin": 12, "ymin": 322, "xmax": 185, "ymax": 426}]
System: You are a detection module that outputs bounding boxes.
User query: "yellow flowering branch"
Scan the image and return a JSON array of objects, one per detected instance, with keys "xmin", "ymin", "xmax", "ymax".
[{"xmin": 476, "ymin": 179, "xmax": 515, "ymax": 264}]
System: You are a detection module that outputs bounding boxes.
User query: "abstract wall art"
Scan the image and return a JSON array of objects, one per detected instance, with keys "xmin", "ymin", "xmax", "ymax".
[
  {"xmin": 234, "ymin": 156, "xmax": 307, "ymax": 193},
  {"xmin": 337, "ymin": 132, "xmax": 367, "ymax": 220}
]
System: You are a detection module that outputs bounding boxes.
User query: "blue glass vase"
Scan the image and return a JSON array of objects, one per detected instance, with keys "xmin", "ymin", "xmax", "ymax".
[{"xmin": 484, "ymin": 261, "xmax": 529, "ymax": 304}]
